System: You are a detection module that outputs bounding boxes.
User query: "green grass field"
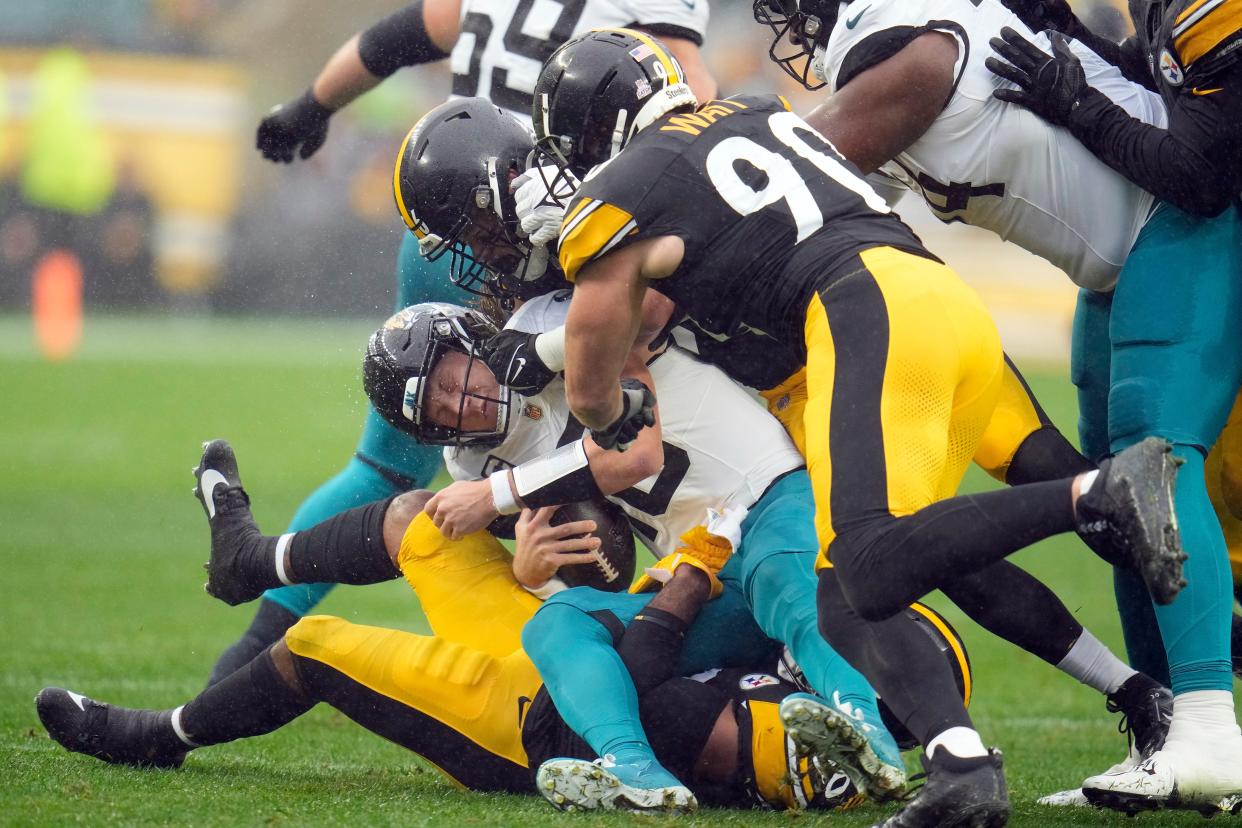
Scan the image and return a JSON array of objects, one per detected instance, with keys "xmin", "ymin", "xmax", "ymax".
[{"xmin": 2, "ymin": 314, "xmax": 1233, "ymax": 826}]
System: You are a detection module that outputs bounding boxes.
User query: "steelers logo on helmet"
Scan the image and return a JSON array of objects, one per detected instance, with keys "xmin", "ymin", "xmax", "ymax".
[
  {"xmin": 391, "ymin": 98, "xmax": 562, "ymax": 302},
  {"xmin": 532, "ymin": 28, "xmax": 698, "ymax": 179},
  {"xmin": 363, "ymin": 302, "xmax": 513, "ymax": 448}
]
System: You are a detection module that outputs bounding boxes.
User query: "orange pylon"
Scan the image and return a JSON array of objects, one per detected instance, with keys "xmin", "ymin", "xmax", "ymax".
[{"xmin": 32, "ymin": 249, "xmax": 83, "ymax": 361}]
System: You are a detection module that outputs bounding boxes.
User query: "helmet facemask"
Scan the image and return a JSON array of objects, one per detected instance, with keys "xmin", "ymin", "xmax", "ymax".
[
  {"xmin": 753, "ymin": 0, "xmax": 832, "ymax": 90},
  {"xmin": 401, "ymin": 312, "xmax": 513, "ymax": 448}
]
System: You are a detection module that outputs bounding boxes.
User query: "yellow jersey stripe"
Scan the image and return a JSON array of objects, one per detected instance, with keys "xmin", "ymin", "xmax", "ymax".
[
  {"xmin": 910, "ymin": 602, "xmax": 973, "ymax": 707},
  {"xmin": 561, "ymin": 196, "xmax": 595, "ymax": 232},
  {"xmin": 1176, "ymin": 0, "xmax": 1216, "ymax": 27},
  {"xmin": 558, "ymin": 202, "xmax": 637, "ymax": 282},
  {"xmin": 1174, "ymin": 0, "xmax": 1242, "ymax": 65},
  {"xmin": 392, "ymin": 126, "xmax": 424, "ymax": 238},
  {"xmin": 622, "ymin": 27, "xmax": 682, "ymax": 84}
]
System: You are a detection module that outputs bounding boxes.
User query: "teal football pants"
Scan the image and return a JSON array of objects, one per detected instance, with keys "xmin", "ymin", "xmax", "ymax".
[
  {"xmin": 1072, "ymin": 202, "xmax": 1242, "ymax": 695},
  {"xmin": 264, "ymin": 233, "xmax": 457, "ymax": 616}
]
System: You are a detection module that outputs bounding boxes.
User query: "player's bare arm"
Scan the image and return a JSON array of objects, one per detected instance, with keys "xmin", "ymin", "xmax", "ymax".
[
  {"xmin": 643, "ymin": 32, "xmax": 717, "ymax": 102},
  {"xmin": 565, "ymin": 236, "xmax": 684, "ymax": 430},
  {"xmin": 803, "ymin": 31, "xmax": 958, "ymax": 175}
]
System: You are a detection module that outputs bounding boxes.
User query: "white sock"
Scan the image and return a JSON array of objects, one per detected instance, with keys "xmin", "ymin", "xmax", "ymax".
[
  {"xmin": 1077, "ymin": 469, "xmax": 1099, "ymax": 496},
  {"xmin": 1055, "ymin": 629, "xmax": 1137, "ymax": 695},
  {"xmin": 926, "ymin": 726, "xmax": 987, "ymax": 759},
  {"xmin": 1165, "ymin": 690, "xmax": 1241, "ymax": 748}
]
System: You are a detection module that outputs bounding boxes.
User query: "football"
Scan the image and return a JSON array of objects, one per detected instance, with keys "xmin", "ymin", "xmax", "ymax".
[{"xmin": 551, "ymin": 497, "xmax": 636, "ymax": 592}]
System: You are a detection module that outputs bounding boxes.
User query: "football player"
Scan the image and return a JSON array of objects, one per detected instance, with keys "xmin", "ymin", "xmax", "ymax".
[
  {"xmin": 983, "ymin": 0, "xmax": 1242, "ymax": 810},
  {"xmin": 750, "ymin": 0, "xmax": 1242, "ymax": 810},
  {"xmin": 522, "ymin": 28, "xmax": 1188, "ymax": 826},
  {"xmin": 34, "ymin": 529, "xmax": 870, "ymax": 813},
  {"xmin": 214, "ymin": 0, "xmax": 720, "ymax": 686}
]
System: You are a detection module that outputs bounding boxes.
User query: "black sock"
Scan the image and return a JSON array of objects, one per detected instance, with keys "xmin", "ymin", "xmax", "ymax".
[
  {"xmin": 286, "ymin": 496, "xmax": 400, "ymax": 585},
  {"xmin": 940, "ymin": 561, "xmax": 1083, "ymax": 665},
  {"xmin": 618, "ymin": 608, "xmax": 687, "ymax": 694},
  {"xmin": 206, "ymin": 600, "xmax": 300, "ymax": 688},
  {"xmin": 834, "ymin": 480, "xmax": 1076, "ymax": 620},
  {"xmin": 180, "ymin": 648, "xmax": 313, "ymax": 746}
]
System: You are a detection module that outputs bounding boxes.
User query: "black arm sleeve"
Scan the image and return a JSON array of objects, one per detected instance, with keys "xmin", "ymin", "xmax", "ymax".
[
  {"xmin": 357, "ymin": 0, "xmax": 451, "ymax": 78},
  {"xmin": 1065, "ymin": 27, "xmax": 1155, "ymax": 89},
  {"xmin": 1066, "ymin": 60, "xmax": 1242, "ymax": 217}
]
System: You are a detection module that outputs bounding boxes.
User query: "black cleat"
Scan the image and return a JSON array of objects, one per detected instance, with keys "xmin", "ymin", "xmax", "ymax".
[
  {"xmin": 1075, "ymin": 437, "xmax": 1187, "ymax": 605},
  {"xmin": 1106, "ymin": 673, "xmax": 1171, "ymax": 761},
  {"xmin": 193, "ymin": 439, "xmax": 267, "ymax": 606},
  {"xmin": 874, "ymin": 749, "xmax": 1009, "ymax": 828},
  {"xmin": 35, "ymin": 687, "xmax": 187, "ymax": 769}
]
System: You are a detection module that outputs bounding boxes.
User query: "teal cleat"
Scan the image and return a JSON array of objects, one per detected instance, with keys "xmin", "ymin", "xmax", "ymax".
[
  {"xmin": 536, "ymin": 754, "xmax": 697, "ymax": 813},
  {"xmin": 780, "ymin": 691, "xmax": 907, "ymax": 803}
]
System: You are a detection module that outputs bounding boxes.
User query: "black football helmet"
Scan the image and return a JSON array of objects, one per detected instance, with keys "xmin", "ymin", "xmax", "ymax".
[
  {"xmin": 393, "ymin": 98, "xmax": 557, "ymax": 301},
  {"xmin": 753, "ymin": 0, "xmax": 848, "ymax": 90},
  {"xmin": 532, "ymin": 28, "xmax": 698, "ymax": 178},
  {"xmin": 363, "ymin": 302, "xmax": 513, "ymax": 448}
]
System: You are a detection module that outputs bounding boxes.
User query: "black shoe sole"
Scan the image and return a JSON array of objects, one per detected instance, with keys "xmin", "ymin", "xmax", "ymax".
[
  {"xmin": 1083, "ymin": 787, "xmax": 1168, "ymax": 815},
  {"xmin": 1108, "ymin": 438, "xmax": 1187, "ymax": 606},
  {"xmin": 874, "ymin": 800, "xmax": 1009, "ymax": 828}
]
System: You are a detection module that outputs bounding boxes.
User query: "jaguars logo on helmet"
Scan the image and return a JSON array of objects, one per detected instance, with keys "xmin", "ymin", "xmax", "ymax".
[
  {"xmin": 363, "ymin": 302, "xmax": 513, "ymax": 448},
  {"xmin": 393, "ymin": 98, "xmax": 561, "ymax": 301},
  {"xmin": 532, "ymin": 28, "xmax": 698, "ymax": 177}
]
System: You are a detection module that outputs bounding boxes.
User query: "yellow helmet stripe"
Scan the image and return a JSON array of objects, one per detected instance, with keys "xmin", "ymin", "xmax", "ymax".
[
  {"xmin": 909, "ymin": 602, "xmax": 972, "ymax": 707},
  {"xmin": 618, "ymin": 27, "xmax": 682, "ymax": 85},
  {"xmin": 392, "ymin": 124, "xmax": 424, "ymax": 238}
]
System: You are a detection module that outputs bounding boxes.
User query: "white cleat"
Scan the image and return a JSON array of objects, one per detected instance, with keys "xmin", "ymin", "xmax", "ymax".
[
  {"xmin": 1083, "ymin": 737, "xmax": 1242, "ymax": 815},
  {"xmin": 1040, "ymin": 748, "xmax": 1138, "ymax": 808},
  {"xmin": 535, "ymin": 756, "xmax": 697, "ymax": 814}
]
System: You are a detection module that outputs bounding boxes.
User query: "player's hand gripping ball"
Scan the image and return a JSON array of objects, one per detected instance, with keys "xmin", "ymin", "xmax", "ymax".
[{"xmin": 551, "ymin": 498, "xmax": 636, "ymax": 591}]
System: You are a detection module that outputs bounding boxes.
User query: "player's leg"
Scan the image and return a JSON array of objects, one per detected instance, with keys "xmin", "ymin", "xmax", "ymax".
[
  {"xmin": 1205, "ymin": 419, "xmax": 1242, "ymax": 678},
  {"xmin": 729, "ymin": 470, "xmax": 905, "ymax": 798},
  {"xmin": 208, "ymin": 456, "xmax": 398, "ymax": 685},
  {"xmin": 1084, "ymin": 203, "xmax": 1242, "ymax": 811},
  {"xmin": 394, "ymin": 511, "xmax": 541, "ymax": 656}
]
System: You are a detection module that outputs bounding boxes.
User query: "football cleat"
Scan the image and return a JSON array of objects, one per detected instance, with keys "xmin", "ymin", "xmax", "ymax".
[
  {"xmin": 193, "ymin": 439, "xmax": 266, "ymax": 606},
  {"xmin": 779, "ymin": 692, "xmax": 907, "ymax": 803},
  {"xmin": 874, "ymin": 748, "xmax": 1009, "ymax": 828},
  {"xmin": 1075, "ymin": 437, "xmax": 1187, "ymax": 606},
  {"xmin": 35, "ymin": 687, "xmax": 187, "ymax": 769},
  {"xmin": 1036, "ymin": 787, "xmax": 1090, "ymax": 807},
  {"xmin": 535, "ymin": 755, "xmax": 697, "ymax": 813},
  {"xmin": 1083, "ymin": 735, "xmax": 1242, "ymax": 815},
  {"xmin": 1106, "ymin": 673, "xmax": 1171, "ymax": 760}
]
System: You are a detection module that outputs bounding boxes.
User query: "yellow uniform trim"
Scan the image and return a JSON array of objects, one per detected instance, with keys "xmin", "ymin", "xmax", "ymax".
[
  {"xmin": 392, "ymin": 125, "xmax": 424, "ymax": 237},
  {"xmin": 618, "ymin": 27, "xmax": 681, "ymax": 84},
  {"xmin": 909, "ymin": 603, "xmax": 973, "ymax": 707},
  {"xmin": 1174, "ymin": 0, "xmax": 1242, "ymax": 67},
  {"xmin": 558, "ymin": 202, "xmax": 637, "ymax": 282},
  {"xmin": 561, "ymin": 196, "xmax": 594, "ymax": 230},
  {"xmin": 1176, "ymin": 0, "xmax": 1216, "ymax": 26},
  {"xmin": 748, "ymin": 699, "xmax": 799, "ymax": 809}
]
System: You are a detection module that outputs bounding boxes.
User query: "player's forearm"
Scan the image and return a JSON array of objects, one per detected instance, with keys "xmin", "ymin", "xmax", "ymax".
[
  {"xmin": 564, "ymin": 279, "xmax": 644, "ymax": 429},
  {"xmin": 312, "ymin": 35, "xmax": 382, "ymax": 111}
]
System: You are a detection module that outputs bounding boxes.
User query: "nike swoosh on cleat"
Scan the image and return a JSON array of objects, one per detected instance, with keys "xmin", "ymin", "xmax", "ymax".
[
  {"xmin": 199, "ymin": 469, "xmax": 228, "ymax": 520},
  {"xmin": 67, "ymin": 691, "xmax": 88, "ymax": 711}
]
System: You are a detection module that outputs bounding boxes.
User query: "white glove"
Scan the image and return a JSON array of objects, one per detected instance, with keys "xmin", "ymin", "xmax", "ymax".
[{"xmin": 512, "ymin": 165, "xmax": 580, "ymax": 247}]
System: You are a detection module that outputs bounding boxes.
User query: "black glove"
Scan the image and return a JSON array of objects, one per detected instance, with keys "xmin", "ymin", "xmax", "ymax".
[
  {"xmin": 994, "ymin": 0, "xmax": 1077, "ymax": 35},
  {"xmin": 481, "ymin": 330, "xmax": 559, "ymax": 395},
  {"xmin": 987, "ymin": 29, "xmax": 1086, "ymax": 127},
  {"xmin": 256, "ymin": 90, "xmax": 333, "ymax": 163},
  {"xmin": 590, "ymin": 379, "xmax": 656, "ymax": 453}
]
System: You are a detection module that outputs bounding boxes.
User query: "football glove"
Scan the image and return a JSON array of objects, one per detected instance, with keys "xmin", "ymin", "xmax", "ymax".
[
  {"xmin": 590, "ymin": 379, "xmax": 656, "ymax": 452},
  {"xmin": 630, "ymin": 551, "xmax": 724, "ymax": 599},
  {"xmin": 987, "ymin": 29, "xmax": 1086, "ymax": 127},
  {"xmin": 256, "ymin": 90, "xmax": 333, "ymax": 163},
  {"xmin": 481, "ymin": 329, "xmax": 559, "ymax": 395},
  {"xmin": 677, "ymin": 524, "xmax": 735, "ymax": 573},
  {"xmin": 512, "ymin": 165, "xmax": 580, "ymax": 246}
]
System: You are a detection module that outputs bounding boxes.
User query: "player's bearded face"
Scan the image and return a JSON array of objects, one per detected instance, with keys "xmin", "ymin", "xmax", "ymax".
[
  {"xmin": 460, "ymin": 205, "xmax": 525, "ymax": 276},
  {"xmin": 424, "ymin": 349, "xmax": 502, "ymax": 434}
]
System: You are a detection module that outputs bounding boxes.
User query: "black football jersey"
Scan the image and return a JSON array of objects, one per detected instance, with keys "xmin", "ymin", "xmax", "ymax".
[
  {"xmin": 557, "ymin": 95, "xmax": 929, "ymax": 354},
  {"xmin": 1131, "ymin": 0, "xmax": 1242, "ymax": 104}
]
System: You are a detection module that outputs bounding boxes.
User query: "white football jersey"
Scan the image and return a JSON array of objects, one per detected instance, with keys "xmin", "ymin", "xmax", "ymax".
[
  {"xmin": 816, "ymin": 0, "xmax": 1167, "ymax": 291},
  {"xmin": 444, "ymin": 290, "xmax": 804, "ymax": 555},
  {"xmin": 449, "ymin": 0, "xmax": 710, "ymax": 127}
]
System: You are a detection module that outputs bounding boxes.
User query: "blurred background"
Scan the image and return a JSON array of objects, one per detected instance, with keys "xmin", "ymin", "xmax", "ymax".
[{"xmin": 0, "ymin": 0, "xmax": 1130, "ymax": 358}]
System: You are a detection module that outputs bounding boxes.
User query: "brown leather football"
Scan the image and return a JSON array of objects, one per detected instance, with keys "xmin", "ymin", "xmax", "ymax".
[{"xmin": 551, "ymin": 498, "xmax": 636, "ymax": 592}]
